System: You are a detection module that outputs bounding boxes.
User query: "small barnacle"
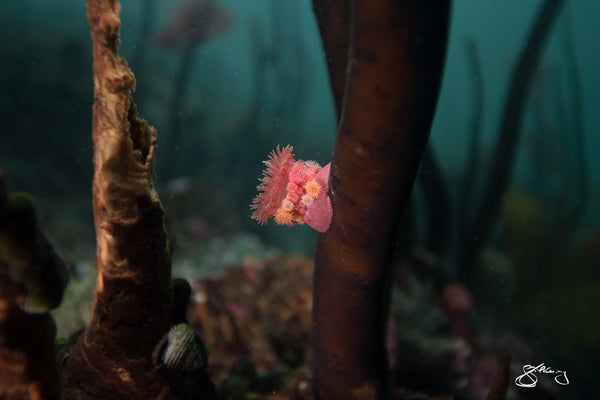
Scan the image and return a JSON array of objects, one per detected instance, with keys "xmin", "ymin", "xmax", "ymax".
[{"xmin": 152, "ymin": 323, "xmax": 208, "ymax": 372}]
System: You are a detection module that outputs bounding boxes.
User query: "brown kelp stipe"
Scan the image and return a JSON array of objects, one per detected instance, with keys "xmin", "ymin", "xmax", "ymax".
[
  {"xmin": 60, "ymin": 1, "xmax": 173, "ymax": 398},
  {"xmin": 312, "ymin": 0, "xmax": 350, "ymax": 117},
  {"xmin": 312, "ymin": 1, "xmax": 450, "ymax": 399}
]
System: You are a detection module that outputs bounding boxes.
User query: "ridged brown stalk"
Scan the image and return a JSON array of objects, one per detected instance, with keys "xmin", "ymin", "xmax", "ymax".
[{"xmin": 60, "ymin": 1, "xmax": 173, "ymax": 398}]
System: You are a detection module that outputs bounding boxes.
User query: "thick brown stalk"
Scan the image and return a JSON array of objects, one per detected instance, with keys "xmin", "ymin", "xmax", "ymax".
[
  {"xmin": 312, "ymin": 0, "xmax": 350, "ymax": 117},
  {"xmin": 312, "ymin": 1, "xmax": 450, "ymax": 399},
  {"xmin": 60, "ymin": 0, "xmax": 173, "ymax": 398}
]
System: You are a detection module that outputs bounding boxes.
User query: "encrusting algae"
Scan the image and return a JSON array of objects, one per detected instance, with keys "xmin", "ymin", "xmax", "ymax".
[{"xmin": 251, "ymin": 145, "xmax": 332, "ymax": 233}]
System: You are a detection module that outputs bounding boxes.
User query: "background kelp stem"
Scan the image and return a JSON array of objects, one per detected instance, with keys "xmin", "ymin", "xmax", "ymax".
[
  {"xmin": 458, "ymin": 0, "xmax": 566, "ymax": 288},
  {"xmin": 312, "ymin": 1, "xmax": 450, "ymax": 399}
]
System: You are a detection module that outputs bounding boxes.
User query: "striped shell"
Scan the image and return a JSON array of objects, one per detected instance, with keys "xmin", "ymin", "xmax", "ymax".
[{"xmin": 152, "ymin": 323, "xmax": 208, "ymax": 372}]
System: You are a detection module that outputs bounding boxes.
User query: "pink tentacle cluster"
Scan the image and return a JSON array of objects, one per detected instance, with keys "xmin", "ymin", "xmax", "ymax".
[{"xmin": 251, "ymin": 145, "xmax": 332, "ymax": 233}]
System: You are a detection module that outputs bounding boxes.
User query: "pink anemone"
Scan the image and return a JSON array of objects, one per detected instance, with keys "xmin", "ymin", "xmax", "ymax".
[{"xmin": 251, "ymin": 146, "xmax": 332, "ymax": 233}]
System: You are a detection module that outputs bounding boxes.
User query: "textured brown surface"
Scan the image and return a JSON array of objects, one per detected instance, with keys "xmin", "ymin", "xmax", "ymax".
[
  {"xmin": 187, "ymin": 255, "xmax": 313, "ymax": 385},
  {"xmin": 59, "ymin": 0, "xmax": 173, "ymax": 398},
  {"xmin": 312, "ymin": 1, "xmax": 450, "ymax": 399},
  {"xmin": 0, "ymin": 259, "xmax": 61, "ymax": 400}
]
